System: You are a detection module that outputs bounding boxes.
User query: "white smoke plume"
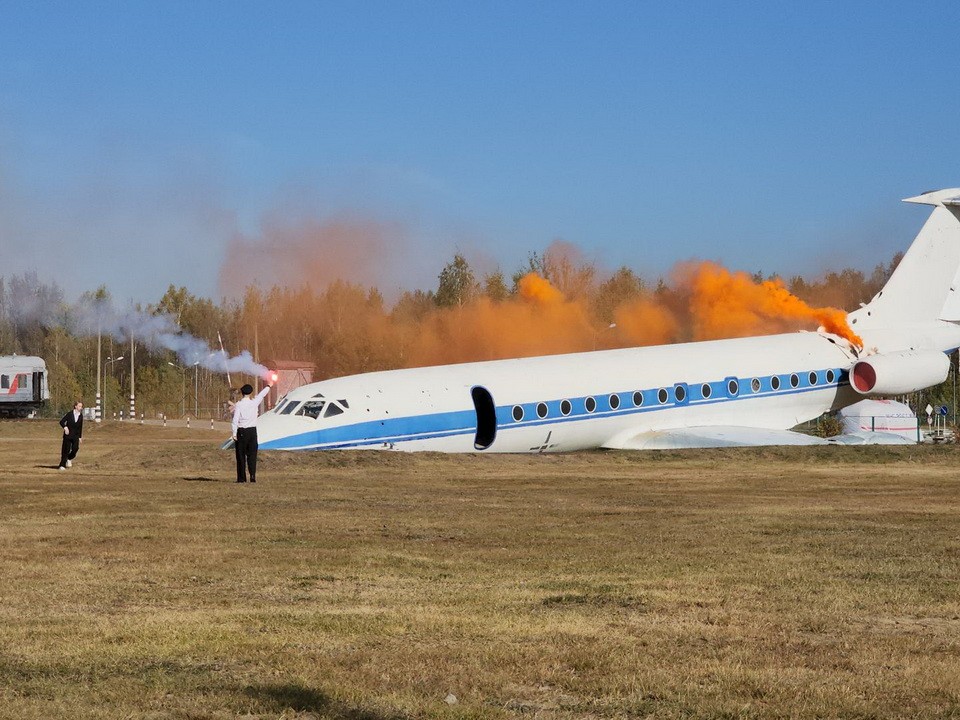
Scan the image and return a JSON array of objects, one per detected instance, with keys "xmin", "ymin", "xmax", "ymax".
[{"xmin": 67, "ymin": 297, "xmax": 269, "ymax": 380}]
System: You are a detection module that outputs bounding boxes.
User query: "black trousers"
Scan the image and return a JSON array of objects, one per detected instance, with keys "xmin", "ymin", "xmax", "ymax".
[
  {"xmin": 59, "ymin": 435, "xmax": 80, "ymax": 468},
  {"xmin": 235, "ymin": 427, "xmax": 258, "ymax": 482}
]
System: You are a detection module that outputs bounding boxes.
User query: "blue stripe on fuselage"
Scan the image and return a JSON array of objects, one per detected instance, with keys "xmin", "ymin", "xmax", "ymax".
[{"xmin": 259, "ymin": 367, "xmax": 850, "ymax": 450}]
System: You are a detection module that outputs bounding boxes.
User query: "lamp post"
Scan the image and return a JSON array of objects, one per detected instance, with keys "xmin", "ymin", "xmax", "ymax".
[
  {"xmin": 592, "ymin": 322, "xmax": 617, "ymax": 350},
  {"xmin": 167, "ymin": 362, "xmax": 186, "ymax": 417},
  {"xmin": 194, "ymin": 361, "xmax": 200, "ymax": 418},
  {"xmin": 129, "ymin": 336, "xmax": 136, "ymax": 419},
  {"xmin": 95, "ymin": 327, "xmax": 102, "ymax": 423},
  {"xmin": 103, "ymin": 355, "xmax": 124, "ymax": 420}
]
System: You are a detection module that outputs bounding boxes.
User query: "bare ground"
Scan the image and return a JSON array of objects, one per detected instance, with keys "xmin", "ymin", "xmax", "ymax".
[{"xmin": 0, "ymin": 420, "xmax": 959, "ymax": 719}]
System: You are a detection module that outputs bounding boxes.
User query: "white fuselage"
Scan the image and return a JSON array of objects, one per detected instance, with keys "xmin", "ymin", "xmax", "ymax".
[
  {"xmin": 255, "ymin": 187, "xmax": 960, "ymax": 453},
  {"xmin": 257, "ymin": 330, "xmax": 873, "ymax": 452}
]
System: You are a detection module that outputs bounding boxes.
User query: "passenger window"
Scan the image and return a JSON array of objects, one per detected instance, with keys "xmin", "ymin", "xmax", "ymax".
[
  {"xmin": 296, "ymin": 400, "xmax": 325, "ymax": 419},
  {"xmin": 324, "ymin": 404, "xmax": 344, "ymax": 418},
  {"xmin": 0, "ymin": 375, "xmax": 7, "ymax": 389}
]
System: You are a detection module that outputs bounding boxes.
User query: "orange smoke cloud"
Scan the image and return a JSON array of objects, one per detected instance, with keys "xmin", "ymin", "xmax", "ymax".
[
  {"xmin": 237, "ymin": 245, "xmax": 867, "ymax": 380},
  {"xmin": 683, "ymin": 261, "xmax": 863, "ymax": 347},
  {"xmin": 406, "ymin": 274, "xmax": 595, "ymax": 365},
  {"xmin": 613, "ymin": 297, "xmax": 679, "ymax": 346},
  {"xmin": 518, "ymin": 272, "xmax": 564, "ymax": 304},
  {"xmin": 219, "ymin": 215, "xmax": 406, "ymax": 298}
]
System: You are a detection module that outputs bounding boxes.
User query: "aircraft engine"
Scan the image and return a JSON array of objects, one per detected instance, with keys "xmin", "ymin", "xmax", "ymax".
[{"xmin": 851, "ymin": 349, "xmax": 950, "ymax": 396}]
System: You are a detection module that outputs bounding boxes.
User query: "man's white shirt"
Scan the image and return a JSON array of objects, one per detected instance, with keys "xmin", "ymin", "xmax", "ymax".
[{"xmin": 232, "ymin": 386, "xmax": 271, "ymax": 436}]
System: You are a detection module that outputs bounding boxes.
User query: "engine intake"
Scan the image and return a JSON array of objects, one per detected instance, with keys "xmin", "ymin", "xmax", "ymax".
[{"xmin": 851, "ymin": 350, "xmax": 949, "ymax": 396}]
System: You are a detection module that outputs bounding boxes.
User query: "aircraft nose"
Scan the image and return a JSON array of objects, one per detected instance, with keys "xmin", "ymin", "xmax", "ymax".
[{"xmin": 257, "ymin": 415, "xmax": 280, "ymax": 445}]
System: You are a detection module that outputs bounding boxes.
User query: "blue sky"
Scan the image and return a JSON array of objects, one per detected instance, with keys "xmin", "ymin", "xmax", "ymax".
[{"xmin": 1, "ymin": 1, "xmax": 958, "ymax": 303}]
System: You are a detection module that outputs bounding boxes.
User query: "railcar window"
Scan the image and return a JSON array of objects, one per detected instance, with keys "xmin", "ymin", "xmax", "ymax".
[
  {"xmin": 324, "ymin": 404, "xmax": 344, "ymax": 418},
  {"xmin": 296, "ymin": 401, "xmax": 325, "ymax": 419},
  {"xmin": 0, "ymin": 375, "xmax": 7, "ymax": 389}
]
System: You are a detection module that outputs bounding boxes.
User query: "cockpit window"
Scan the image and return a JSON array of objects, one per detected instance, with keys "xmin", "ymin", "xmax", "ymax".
[
  {"xmin": 338, "ymin": 399, "xmax": 349, "ymax": 408},
  {"xmin": 296, "ymin": 400, "xmax": 326, "ymax": 419},
  {"xmin": 324, "ymin": 403, "xmax": 344, "ymax": 418},
  {"xmin": 280, "ymin": 401, "xmax": 300, "ymax": 415}
]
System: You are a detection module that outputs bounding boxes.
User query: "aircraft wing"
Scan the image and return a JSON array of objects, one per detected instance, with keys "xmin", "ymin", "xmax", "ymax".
[
  {"xmin": 602, "ymin": 426, "xmax": 830, "ymax": 449},
  {"xmin": 824, "ymin": 431, "xmax": 915, "ymax": 445}
]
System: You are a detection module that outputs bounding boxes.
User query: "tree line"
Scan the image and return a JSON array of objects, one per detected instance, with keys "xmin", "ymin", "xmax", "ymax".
[{"xmin": 3, "ymin": 245, "xmax": 955, "ymax": 422}]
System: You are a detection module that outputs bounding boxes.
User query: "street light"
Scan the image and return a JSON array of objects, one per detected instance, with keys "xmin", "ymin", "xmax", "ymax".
[
  {"xmin": 167, "ymin": 362, "xmax": 186, "ymax": 417},
  {"xmin": 103, "ymin": 355, "xmax": 124, "ymax": 420},
  {"xmin": 169, "ymin": 359, "xmax": 203, "ymax": 418},
  {"xmin": 592, "ymin": 322, "xmax": 617, "ymax": 350}
]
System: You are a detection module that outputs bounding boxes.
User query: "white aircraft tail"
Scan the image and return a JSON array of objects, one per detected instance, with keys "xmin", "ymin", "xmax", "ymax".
[{"xmin": 848, "ymin": 188, "xmax": 960, "ymax": 330}]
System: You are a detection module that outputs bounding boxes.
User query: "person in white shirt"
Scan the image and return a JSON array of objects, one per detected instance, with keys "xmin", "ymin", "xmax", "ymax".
[{"xmin": 231, "ymin": 381, "xmax": 272, "ymax": 483}]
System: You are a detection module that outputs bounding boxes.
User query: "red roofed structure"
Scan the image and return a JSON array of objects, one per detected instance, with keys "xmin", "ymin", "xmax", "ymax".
[{"xmin": 262, "ymin": 359, "xmax": 316, "ymax": 409}]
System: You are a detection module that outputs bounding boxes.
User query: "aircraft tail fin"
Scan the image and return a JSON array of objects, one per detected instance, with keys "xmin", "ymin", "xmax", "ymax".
[{"xmin": 847, "ymin": 188, "xmax": 960, "ymax": 330}]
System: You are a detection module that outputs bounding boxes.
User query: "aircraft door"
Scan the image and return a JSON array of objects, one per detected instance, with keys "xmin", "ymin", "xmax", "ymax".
[{"xmin": 471, "ymin": 386, "xmax": 497, "ymax": 450}]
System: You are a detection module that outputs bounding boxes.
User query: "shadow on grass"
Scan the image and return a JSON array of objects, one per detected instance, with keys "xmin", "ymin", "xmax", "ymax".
[
  {"xmin": 244, "ymin": 682, "xmax": 409, "ymax": 720},
  {"xmin": 182, "ymin": 476, "xmax": 219, "ymax": 482}
]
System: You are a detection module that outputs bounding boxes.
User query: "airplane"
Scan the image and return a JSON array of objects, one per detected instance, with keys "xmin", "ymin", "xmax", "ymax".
[{"xmin": 252, "ymin": 188, "xmax": 960, "ymax": 452}]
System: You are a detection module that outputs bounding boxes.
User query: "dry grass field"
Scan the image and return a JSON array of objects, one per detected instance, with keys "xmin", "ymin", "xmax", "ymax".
[{"xmin": 1, "ymin": 420, "xmax": 959, "ymax": 719}]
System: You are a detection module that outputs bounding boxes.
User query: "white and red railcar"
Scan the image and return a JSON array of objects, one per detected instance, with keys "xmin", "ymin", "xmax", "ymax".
[{"xmin": 0, "ymin": 355, "xmax": 50, "ymax": 417}]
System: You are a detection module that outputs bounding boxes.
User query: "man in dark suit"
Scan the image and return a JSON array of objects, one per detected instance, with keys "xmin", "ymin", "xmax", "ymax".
[{"xmin": 58, "ymin": 400, "xmax": 84, "ymax": 470}]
